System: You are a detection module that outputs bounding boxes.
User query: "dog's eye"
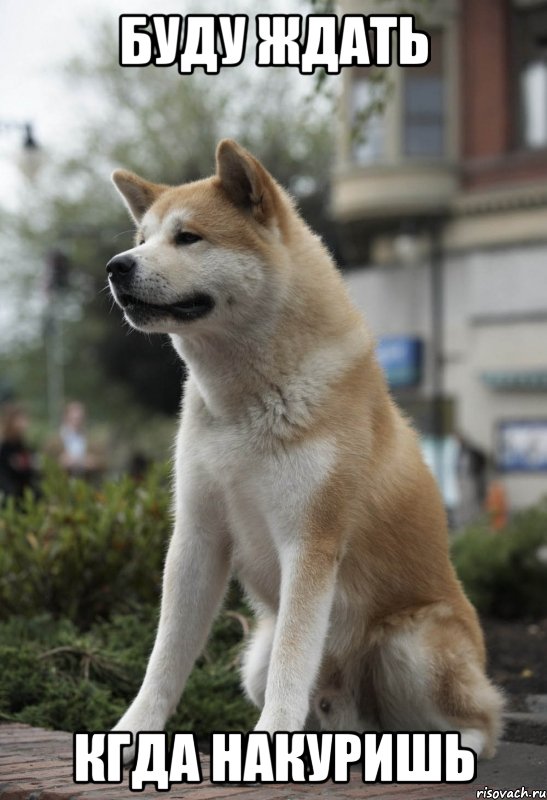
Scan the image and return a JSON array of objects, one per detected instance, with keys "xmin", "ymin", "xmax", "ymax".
[
  {"xmin": 138, "ymin": 238, "xmax": 145, "ymax": 246},
  {"xmin": 174, "ymin": 231, "xmax": 202, "ymax": 246}
]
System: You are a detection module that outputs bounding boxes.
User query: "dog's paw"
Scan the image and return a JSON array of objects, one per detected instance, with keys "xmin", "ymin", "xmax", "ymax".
[
  {"xmin": 254, "ymin": 709, "xmax": 303, "ymax": 734},
  {"xmin": 111, "ymin": 721, "xmax": 138, "ymax": 766},
  {"xmin": 117, "ymin": 739, "xmax": 136, "ymax": 767},
  {"xmin": 112, "ymin": 705, "xmax": 166, "ymax": 766}
]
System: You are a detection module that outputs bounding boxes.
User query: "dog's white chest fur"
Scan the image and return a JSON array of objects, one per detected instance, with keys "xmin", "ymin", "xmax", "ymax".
[{"xmin": 180, "ymin": 380, "xmax": 336, "ymax": 610}]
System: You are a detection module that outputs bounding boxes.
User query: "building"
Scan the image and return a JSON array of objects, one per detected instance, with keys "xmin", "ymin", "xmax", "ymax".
[{"xmin": 333, "ymin": 0, "xmax": 547, "ymax": 512}]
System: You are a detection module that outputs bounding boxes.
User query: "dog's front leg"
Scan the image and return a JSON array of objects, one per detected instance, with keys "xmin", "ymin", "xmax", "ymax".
[
  {"xmin": 256, "ymin": 540, "xmax": 338, "ymax": 733},
  {"xmin": 113, "ymin": 483, "xmax": 230, "ymax": 753}
]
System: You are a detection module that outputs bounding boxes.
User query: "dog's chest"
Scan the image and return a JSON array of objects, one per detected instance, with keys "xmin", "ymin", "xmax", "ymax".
[
  {"xmin": 213, "ymin": 426, "xmax": 335, "ymax": 608},
  {"xmin": 199, "ymin": 416, "xmax": 335, "ymax": 547}
]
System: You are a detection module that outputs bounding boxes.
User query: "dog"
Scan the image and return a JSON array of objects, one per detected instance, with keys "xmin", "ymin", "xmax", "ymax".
[{"xmin": 107, "ymin": 140, "xmax": 503, "ymax": 760}]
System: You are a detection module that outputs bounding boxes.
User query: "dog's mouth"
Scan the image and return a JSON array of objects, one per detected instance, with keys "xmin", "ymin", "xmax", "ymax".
[{"xmin": 117, "ymin": 291, "xmax": 215, "ymax": 322}]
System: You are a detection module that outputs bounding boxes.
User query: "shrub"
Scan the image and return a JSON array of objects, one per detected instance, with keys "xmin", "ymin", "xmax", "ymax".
[
  {"xmin": 452, "ymin": 498, "xmax": 547, "ymax": 620},
  {"xmin": 0, "ymin": 462, "xmax": 172, "ymax": 627},
  {"xmin": 0, "ymin": 464, "xmax": 257, "ymax": 736},
  {"xmin": 0, "ymin": 607, "xmax": 257, "ymax": 738}
]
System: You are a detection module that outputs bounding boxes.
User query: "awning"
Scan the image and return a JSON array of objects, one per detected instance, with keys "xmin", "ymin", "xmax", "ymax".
[{"xmin": 481, "ymin": 369, "xmax": 547, "ymax": 390}]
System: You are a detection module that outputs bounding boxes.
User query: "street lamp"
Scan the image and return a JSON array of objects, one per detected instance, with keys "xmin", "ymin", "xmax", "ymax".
[
  {"xmin": 0, "ymin": 122, "xmax": 64, "ymax": 426},
  {"xmin": 22, "ymin": 123, "xmax": 38, "ymax": 150},
  {"xmin": 393, "ymin": 217, "xmax": 447, "ymax": 493},
  {"xmin": 0, "ymin": 119, "xmax": 38, "ymax": 148},
  {"xmin": 429, "ymin": 220, "xmax": 446, "ymax": 493},
  {"xmin": 0, "ymin": 120, "xmax": 39, "ymax": 158},
  {"xmin": 44, "ymin": 250, "xmax": 71, "ymax": 428},
  {"xmin": 0, "ymin": 119, "xmax": 42, "ymax": 180}
]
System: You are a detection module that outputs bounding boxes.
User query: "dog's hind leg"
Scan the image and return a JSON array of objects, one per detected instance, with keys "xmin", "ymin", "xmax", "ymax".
[
  {"xmin": 372, "ymin": 603, "xmax": 504, "ymax": 759},
  {"xmin": 241, "ymin": 614, "xmax": 275, "ymax": 709}
]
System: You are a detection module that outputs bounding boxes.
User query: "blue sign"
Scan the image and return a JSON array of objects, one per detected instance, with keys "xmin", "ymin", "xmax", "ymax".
[
  {"xmin": 376, "ymin": 336, "xmax": 423, "ymax": 388},
  {"xmin": 497, "ymin": 420, "xmax": 547, "ymax": 472}
]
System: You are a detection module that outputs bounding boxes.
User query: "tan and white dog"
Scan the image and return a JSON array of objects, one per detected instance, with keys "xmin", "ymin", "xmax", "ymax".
[{"xmin": 107, "ymin": 140, "xmax": 503, "ymax": 760}]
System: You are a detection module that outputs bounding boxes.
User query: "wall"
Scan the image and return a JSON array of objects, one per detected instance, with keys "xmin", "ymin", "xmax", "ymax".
[{"xmin": 343, "ymin": 242, "xmax": 547, "ymax": 508}]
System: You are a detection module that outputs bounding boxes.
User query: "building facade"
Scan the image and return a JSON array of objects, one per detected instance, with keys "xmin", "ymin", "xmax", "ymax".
[{"xmin": 333, "ymin": 0, "xmax": 547, "ymax": 510}]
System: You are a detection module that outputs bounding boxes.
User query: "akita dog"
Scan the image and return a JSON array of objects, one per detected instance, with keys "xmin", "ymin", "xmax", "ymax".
[{"xmin": 107, "ymin": 140, "xmax": 503, "ymax": 760}]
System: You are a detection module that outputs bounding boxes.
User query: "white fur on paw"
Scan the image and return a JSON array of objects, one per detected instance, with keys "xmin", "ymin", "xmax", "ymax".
[
  {"xmin": 255, "ymin": 711, "xmax": 302, "ymax": 734},
  {"xmin": 112, "ymin": 706, "xmax": 165, "ymax": 766},
  {"xmin": 459, "ymin": 728, "xmax": 486, "ymax": 758}
]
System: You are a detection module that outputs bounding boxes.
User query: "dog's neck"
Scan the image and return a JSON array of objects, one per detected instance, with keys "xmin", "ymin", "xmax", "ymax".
[
  {"xmin": 172, "ymin": 320, "xmax": 297, "ymax": 418},
  {"xmin": 171, "ymin": 310, "xmax": 369, "ymax": 438}
]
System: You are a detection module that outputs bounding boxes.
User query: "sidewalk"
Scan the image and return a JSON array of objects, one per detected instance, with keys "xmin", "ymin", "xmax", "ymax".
[{"xmin": 0, "ymin": 724, "xmax": 545, "ymax": 800}]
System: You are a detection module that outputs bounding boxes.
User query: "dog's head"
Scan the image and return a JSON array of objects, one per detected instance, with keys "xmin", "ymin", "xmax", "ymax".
[{"xmin": 107, "ymin": 140, "xmax": 291, "ymax": 336}]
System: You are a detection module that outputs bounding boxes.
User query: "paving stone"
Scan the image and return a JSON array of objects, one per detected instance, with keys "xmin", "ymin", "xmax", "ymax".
[{"xmin": 0, "ymin": 724, "xmax": 545, "ymax": 800}]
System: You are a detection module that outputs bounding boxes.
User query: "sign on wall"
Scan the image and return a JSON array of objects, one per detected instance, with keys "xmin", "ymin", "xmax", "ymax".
[
  {"xmin": 497, "ymin": 420, "xmax": 547, "ymax": 472},
  {"xmin": 376, "ymin": 336, "xmax": 423, "ymax": 389}
]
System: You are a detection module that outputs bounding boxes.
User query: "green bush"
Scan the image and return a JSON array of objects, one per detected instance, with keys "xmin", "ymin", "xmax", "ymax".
[
  {"xmin": 7, "ymin": 465, "xmax": 544, "ymax": 734},
  {"xmin": 0, "ymin": 607, "xmax": 257, "ymax": 738},
  {"xmin": 452, "ymin": 499, "xmax": 547, "ymax": 620},
  {"xmin": 0, "ymin": 465, "xmax": 256, "ymax": 735},
  {"xmin": 0, "ymin": 462, "xmax": 172, "ymax": 627}
]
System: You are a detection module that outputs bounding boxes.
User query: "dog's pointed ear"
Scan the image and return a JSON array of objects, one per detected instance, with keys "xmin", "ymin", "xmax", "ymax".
[
  {"xmin": 111, "ymin": 169, "xmax": 165, "ymax": 223},
  {"xmin": 216, "ymin": 139, "xmax": 278, "ymax": 225}
]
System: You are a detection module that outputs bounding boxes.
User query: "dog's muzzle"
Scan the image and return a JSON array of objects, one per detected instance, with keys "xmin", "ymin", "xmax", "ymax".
[{"xmin": 106, "ymin": 255, "xmax": 215, "ymax": 324}]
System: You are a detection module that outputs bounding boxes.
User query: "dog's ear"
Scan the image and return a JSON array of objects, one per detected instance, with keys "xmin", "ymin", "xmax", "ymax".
[
  {"xmin": 111, "ymin": 169, "xmax": 165, "ymax": 223},
  {"xmin": 216, "ymin": 139, "xmax": 278, "ymax": 225}
]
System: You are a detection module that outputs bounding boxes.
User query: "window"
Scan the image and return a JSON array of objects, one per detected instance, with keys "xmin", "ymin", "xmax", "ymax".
[
  {"xmin": 349, "ymin": 31, "xmax": 447, "ymax": 164},
  {"xmin": 403, "ymin": 31, "xmax": 445, "ymax": 158},
  {"xmin": 521, "ymin": 61, "xmax": 547, "ymax": 147},
  {"xmin": 514, "ymin": 4, "xmax": 547, "ymax": 149},
  {"xmin": 350, "ymin": 72, "xmax": 386, "ymax": 164}
]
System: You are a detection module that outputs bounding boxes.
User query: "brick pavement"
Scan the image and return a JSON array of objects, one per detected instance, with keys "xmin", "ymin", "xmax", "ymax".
[{"xmin": 0, "ymin": 724, "xmax": 545, "ymax": 800}]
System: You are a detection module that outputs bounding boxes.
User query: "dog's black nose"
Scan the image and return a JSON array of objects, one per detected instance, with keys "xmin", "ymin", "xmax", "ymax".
[{"xmin": 106, "ymin": 254, "xmax": 137, "ymax": 280}]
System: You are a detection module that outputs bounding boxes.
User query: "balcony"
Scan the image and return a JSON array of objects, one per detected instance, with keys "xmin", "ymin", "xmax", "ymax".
[{"xmin": 331, "ymin": 161, "xmax": 459, "ymax": 223}]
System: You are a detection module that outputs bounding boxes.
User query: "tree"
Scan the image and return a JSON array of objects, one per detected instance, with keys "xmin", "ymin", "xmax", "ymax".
[{"xmin": 4, "ymin": 21, "xmax": 332, "ymax": 439}]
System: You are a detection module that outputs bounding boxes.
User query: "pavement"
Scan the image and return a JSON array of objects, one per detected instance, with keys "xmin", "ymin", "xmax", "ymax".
[
  {"xmin": 0, "ymin": 723, "xmax": 545, "ymax": 800},
  {"xmin": 505, "ymin": 696, "xmax": 547, "ymax": 747}
]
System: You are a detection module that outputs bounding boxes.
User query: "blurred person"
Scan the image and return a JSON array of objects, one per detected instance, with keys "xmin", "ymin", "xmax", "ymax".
[
  {"xmin": 55, "ymin": 401, "xmax": 102, "ymax": 478},
  {"xmin": 486, "ymin": 472, "xmax": 509, "ymax": 532},
  {"xmin": 128, "ymin": 451, "xmax": 150, "ymax": 483},
  {"xmin": 0, "ymin": 403, "xmax": 39, "ymax": 500},
  {"xmin": 419, "ymin": 434, "xmax": 460, "ymax": 529},
  {"xmin": 456, "ymin": 432, "xmax": 488, "ymax": 527}
]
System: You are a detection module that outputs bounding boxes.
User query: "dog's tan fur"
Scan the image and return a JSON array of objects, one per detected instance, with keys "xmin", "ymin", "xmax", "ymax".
[{"xmin": 109, "ymin": 140, "xmax": 503, "ymax": 759}]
